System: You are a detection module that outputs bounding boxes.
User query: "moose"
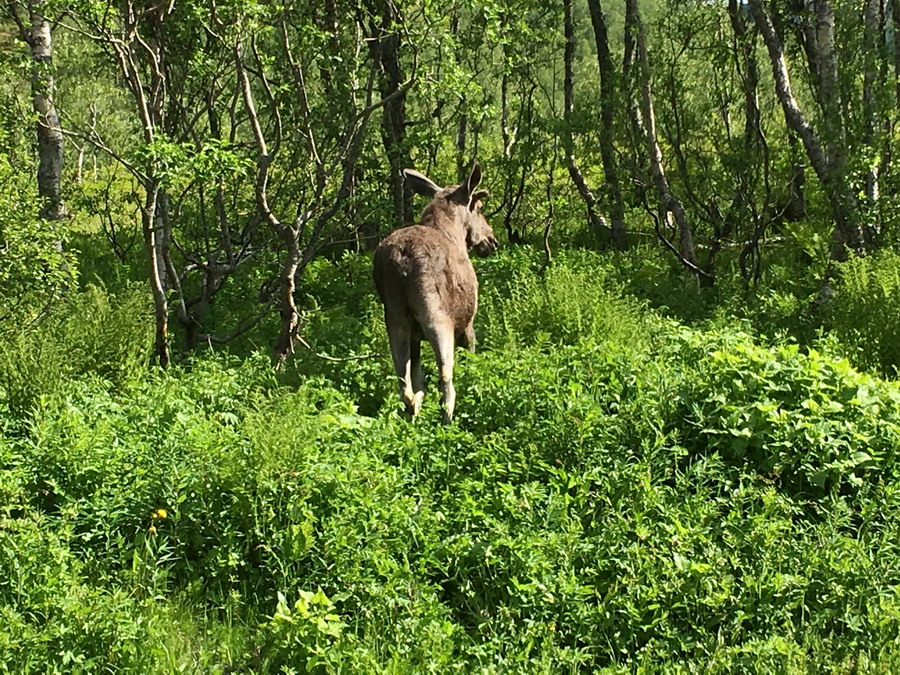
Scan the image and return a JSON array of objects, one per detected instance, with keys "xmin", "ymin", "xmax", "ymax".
[{"xmin": 373, "ymin": 164, "xmax": 498, "ymax": 423}]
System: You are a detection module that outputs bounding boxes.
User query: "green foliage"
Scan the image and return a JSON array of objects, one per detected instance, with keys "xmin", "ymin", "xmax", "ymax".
[
  {"xmin": 1, "ymin": 7, "xmax": 900, "ymax": 667},
  {"xmin": 7, "ymin": 0, "xmax": 900, "ymax": 667},
  {"xmin": 133, "ymin": 136, "xmax": 254, "ymax": 189},
  {"xmin": 478, "ymin": 248, "xmax": 653, "ymax": 350},
  {"xmin": 782, "ymin": 220, "xmax": 833, "ymax": 283},
  {"xmin": 0, "ymin": 515, "xmax": 144, "ymax": 672},
  {"xmin": 0, "ymin": 283, "xmax": 152, "ymax": 418},
  {"xmin": 281, "ymin": 253, "xmax": 394, "ymax": 415},
  {"xmin": 259, "ymin": 589, "xmax": 347, "ymax": 672},
  {"xmin": 0, "ymin": 160, "xmax": 75, "ymax": 331},
  {"xmin": 4, "ymin": 251, "xmax": 900, "ymax": 672},
  {"xmin": 676, "ymin": 329, "xmax": 900, "ymax": 492},
  {"xmin": 828, "ymin": 250, "xmax": 900, "ymax": 377}
]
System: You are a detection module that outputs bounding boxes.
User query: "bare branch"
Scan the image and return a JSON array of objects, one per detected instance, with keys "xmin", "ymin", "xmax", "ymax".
[
  {"xmin": 199, "ymin": 308, "xmax": 277, "ymax": 345},
  {"xmin": 251, "ymin": 34, "xmax": 282, "ymax": 156},
  {"xmin": 234, "ymin": 39, "xmax": 278, "ymax": 230},
  {"xmin": 638, "ymin": 182, "xmax": 713, "ymax": 280},
  {"xmin": 281, "ymin": 17, "xmax": 324, "ymax": 193}
]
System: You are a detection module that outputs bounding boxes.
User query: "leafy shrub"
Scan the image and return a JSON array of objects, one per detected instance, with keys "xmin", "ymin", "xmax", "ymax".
[
  {"xmin": 0, "ymin": 515, "xmax": 145, "ymax": 672},
  {"xmin": 675, "ymin": 328, "xmax": 900, "ymax": 492},
  {"xmin": 0, "ymin": 161, "xmax": 75, "ymax": 334},
  {"xmin": 602, "ymin": 243, "xmax": 713, "ymax": 323},
  {"xmin": 284, "ymin": 297, "xmax": 392, "ymax": 417},
  {"xmin": 256, "ymin": 589, "xmax": 347, "ymax": 672},
  {"xmin": 5, "ymin": 249, "xmax": 900, "ymax": 672}
]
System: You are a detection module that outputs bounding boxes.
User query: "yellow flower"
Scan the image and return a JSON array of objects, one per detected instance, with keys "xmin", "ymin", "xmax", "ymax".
[
  {"xmin": 156, "ymin": 508, "xmax": 168, "ymax": 519},
  {"xmin": 148, "ymin": 525, "xmax": 157, "ymax": 534}
]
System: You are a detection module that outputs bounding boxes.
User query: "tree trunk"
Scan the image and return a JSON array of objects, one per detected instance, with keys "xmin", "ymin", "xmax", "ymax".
[
  {"xmin": 812, "ymin": 0, "xmax": 865, "ymax": 253},
  {"xmin": 786, "ymin": 131, "xmax": 807, "ymax": 221},
  {"xmin": 863, "ymin": 0, "xmax": 882, "ymax": 206},
  {"xmin": 727, "ymin": 0, "xmax": 769, "ymax": 285},
  {"xmin": 141, "ymin": 179, "xmax": 170, "ymax": 367},
  {"xmin": 748, "ymin": 0, "xmax": 862, "ymax": 258},
  {"xmin": 235, "ymin": 41, "xmax": 300, "ymax": 365},
  {"xmin": 76, "ymin": 145, "xmax": 84, "ymax": 183},
  {"xmin": 371, "ymin": 6, "xmax": 411, "ymax": 229},
  {"xmin": 813, "ymin": 1, "xmax": 848, "ymax": 186},
  {"xmin": 620, "ymin": 0, "xmax": 647, "ymax": 204},
  {"xmin": 501, "ymin": 72, "xmax": 513, "ymax": 158},
  {"xmin": 65, "ymin": 0, "xmax": 174, "ymax": 365},
  {"xmin": 106, "ymin": 6, "xmax": 173, "ymax": 366},
  {"xmin": 564, "ymin": 0, "xmax": 610, "ymax": 239},
  {"xmin": 585, "ymin": 0, "xmax": 627, "ymax": 247},
  {"xmin": 727, "ymin": 0, "xmax": 761, "ymax": 148},
  {"xmin": 272, "ymin": 222, "xmax": 302, "ymax": 364},
  {"xmin": 26, "ymin": 0, "xmax": 66, "ymax": 222},
  {"xmin": 893, "ymin": 0, "xmax": 900, "ymax": 109},
  {"xmin": 625, "ymin": 0, "xmax": 700, "ymax": 276}
]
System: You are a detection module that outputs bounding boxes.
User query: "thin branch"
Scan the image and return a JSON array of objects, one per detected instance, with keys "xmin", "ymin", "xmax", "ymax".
[
  {"xmin": 6, "ymin": 1, "xmax": 32, "ymax": 45},
  {"xmin": 296, "ymin": 334, "xmax": 377, "ymax": 362},
  {"xmin": 199, "ymin": 308, "xmax": 276, "ymax": 345},
  {"xmin": 57, "ymin": 120, "xmax": 145, "ymax": 180},
  {"xmin": 281, "ymin": 17, "xmax": 324, "ymax": 192},
  {"xmin": 638, "ymin": 181, "xmax": 714, "ymax": 280},
  {"xmin": 234, "ymin": 39, "xmax": 279, "ymax": 230},
  {"xmin": 251, "ymin": 33, "xmax": 283, "ymax": 155}
]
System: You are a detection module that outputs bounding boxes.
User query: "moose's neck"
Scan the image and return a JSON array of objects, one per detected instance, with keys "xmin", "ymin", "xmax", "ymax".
[{"xmin": 420, "ymin": 202, "xmax": 468, "ymax": 249}]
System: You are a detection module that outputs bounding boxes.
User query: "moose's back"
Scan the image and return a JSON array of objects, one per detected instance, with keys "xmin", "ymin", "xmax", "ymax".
[{"xmin": 374, "ymin": 224, "xmax": 478, "ymax": 339}]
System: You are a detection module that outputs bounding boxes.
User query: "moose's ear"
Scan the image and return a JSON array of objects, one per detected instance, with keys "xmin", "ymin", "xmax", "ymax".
[
  {"xmin": 403, "ymin": 169, "xmax": 440, "ymax": 197},
  {"xmin": 465, "ymin": 163, "xmax": 482, "ymax": 195},
  {"xmin": 469, "ymin": 188, "xmax": 489, "ymax": 210}
]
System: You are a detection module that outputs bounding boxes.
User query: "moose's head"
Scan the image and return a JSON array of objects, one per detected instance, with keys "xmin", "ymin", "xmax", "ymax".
[{"xmin": 403, "ymin": 163, "xmax": 499, "ymax": 258}]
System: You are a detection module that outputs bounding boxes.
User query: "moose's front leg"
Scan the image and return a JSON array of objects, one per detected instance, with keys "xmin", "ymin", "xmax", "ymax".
[
  {"xmin": 431, "ymin": 329, "xmax": 457, "ymax": 424},
  {"xmin": 410, "ymin": 338, "xmax": 425, "ymax": 416},
  {"xmin": 457, "ymin": 322, "xmax": 476, "ymax": 353}
]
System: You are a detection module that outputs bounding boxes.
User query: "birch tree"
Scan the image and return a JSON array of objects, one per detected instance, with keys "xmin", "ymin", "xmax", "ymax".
[
  {"xmin": 7, "ymin": 0, "xmax": 67, "ymax": 222},
  {"xmin": 563, "ymin": 0, "xmax": 610, "ymax": 240},
  {"xmin": 748, "ymin": 0, "xmax": 864, "ymax": 259},
  {"xmin": 585, "ymin": 0, "xmax": 627, "ymax": 247},
  {"xmin": 624, "ymin": 0, "xmax": 702, "ymax": 278}
]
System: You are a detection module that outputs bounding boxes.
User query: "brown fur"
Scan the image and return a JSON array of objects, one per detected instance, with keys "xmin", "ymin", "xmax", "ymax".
[{"xmin": 373, "ymin": 164, "xmax": 498, "ymax": 422}]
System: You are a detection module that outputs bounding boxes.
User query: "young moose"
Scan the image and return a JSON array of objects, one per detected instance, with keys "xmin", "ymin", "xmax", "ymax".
[{"xmin": 373, "ymin": 164, "xmax": 498, "ymax": 423}]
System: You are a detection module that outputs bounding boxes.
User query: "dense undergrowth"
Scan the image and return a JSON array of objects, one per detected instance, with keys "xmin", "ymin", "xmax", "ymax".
[{"xmin": 3, "ymin": 245, "xmax": 900, "ymax": 672}]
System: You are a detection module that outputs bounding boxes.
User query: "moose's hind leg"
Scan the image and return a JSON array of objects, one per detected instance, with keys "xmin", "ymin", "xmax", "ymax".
[{"xmin": 387, "ymin": 318, "xmax": 418, "ymax": 417}]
